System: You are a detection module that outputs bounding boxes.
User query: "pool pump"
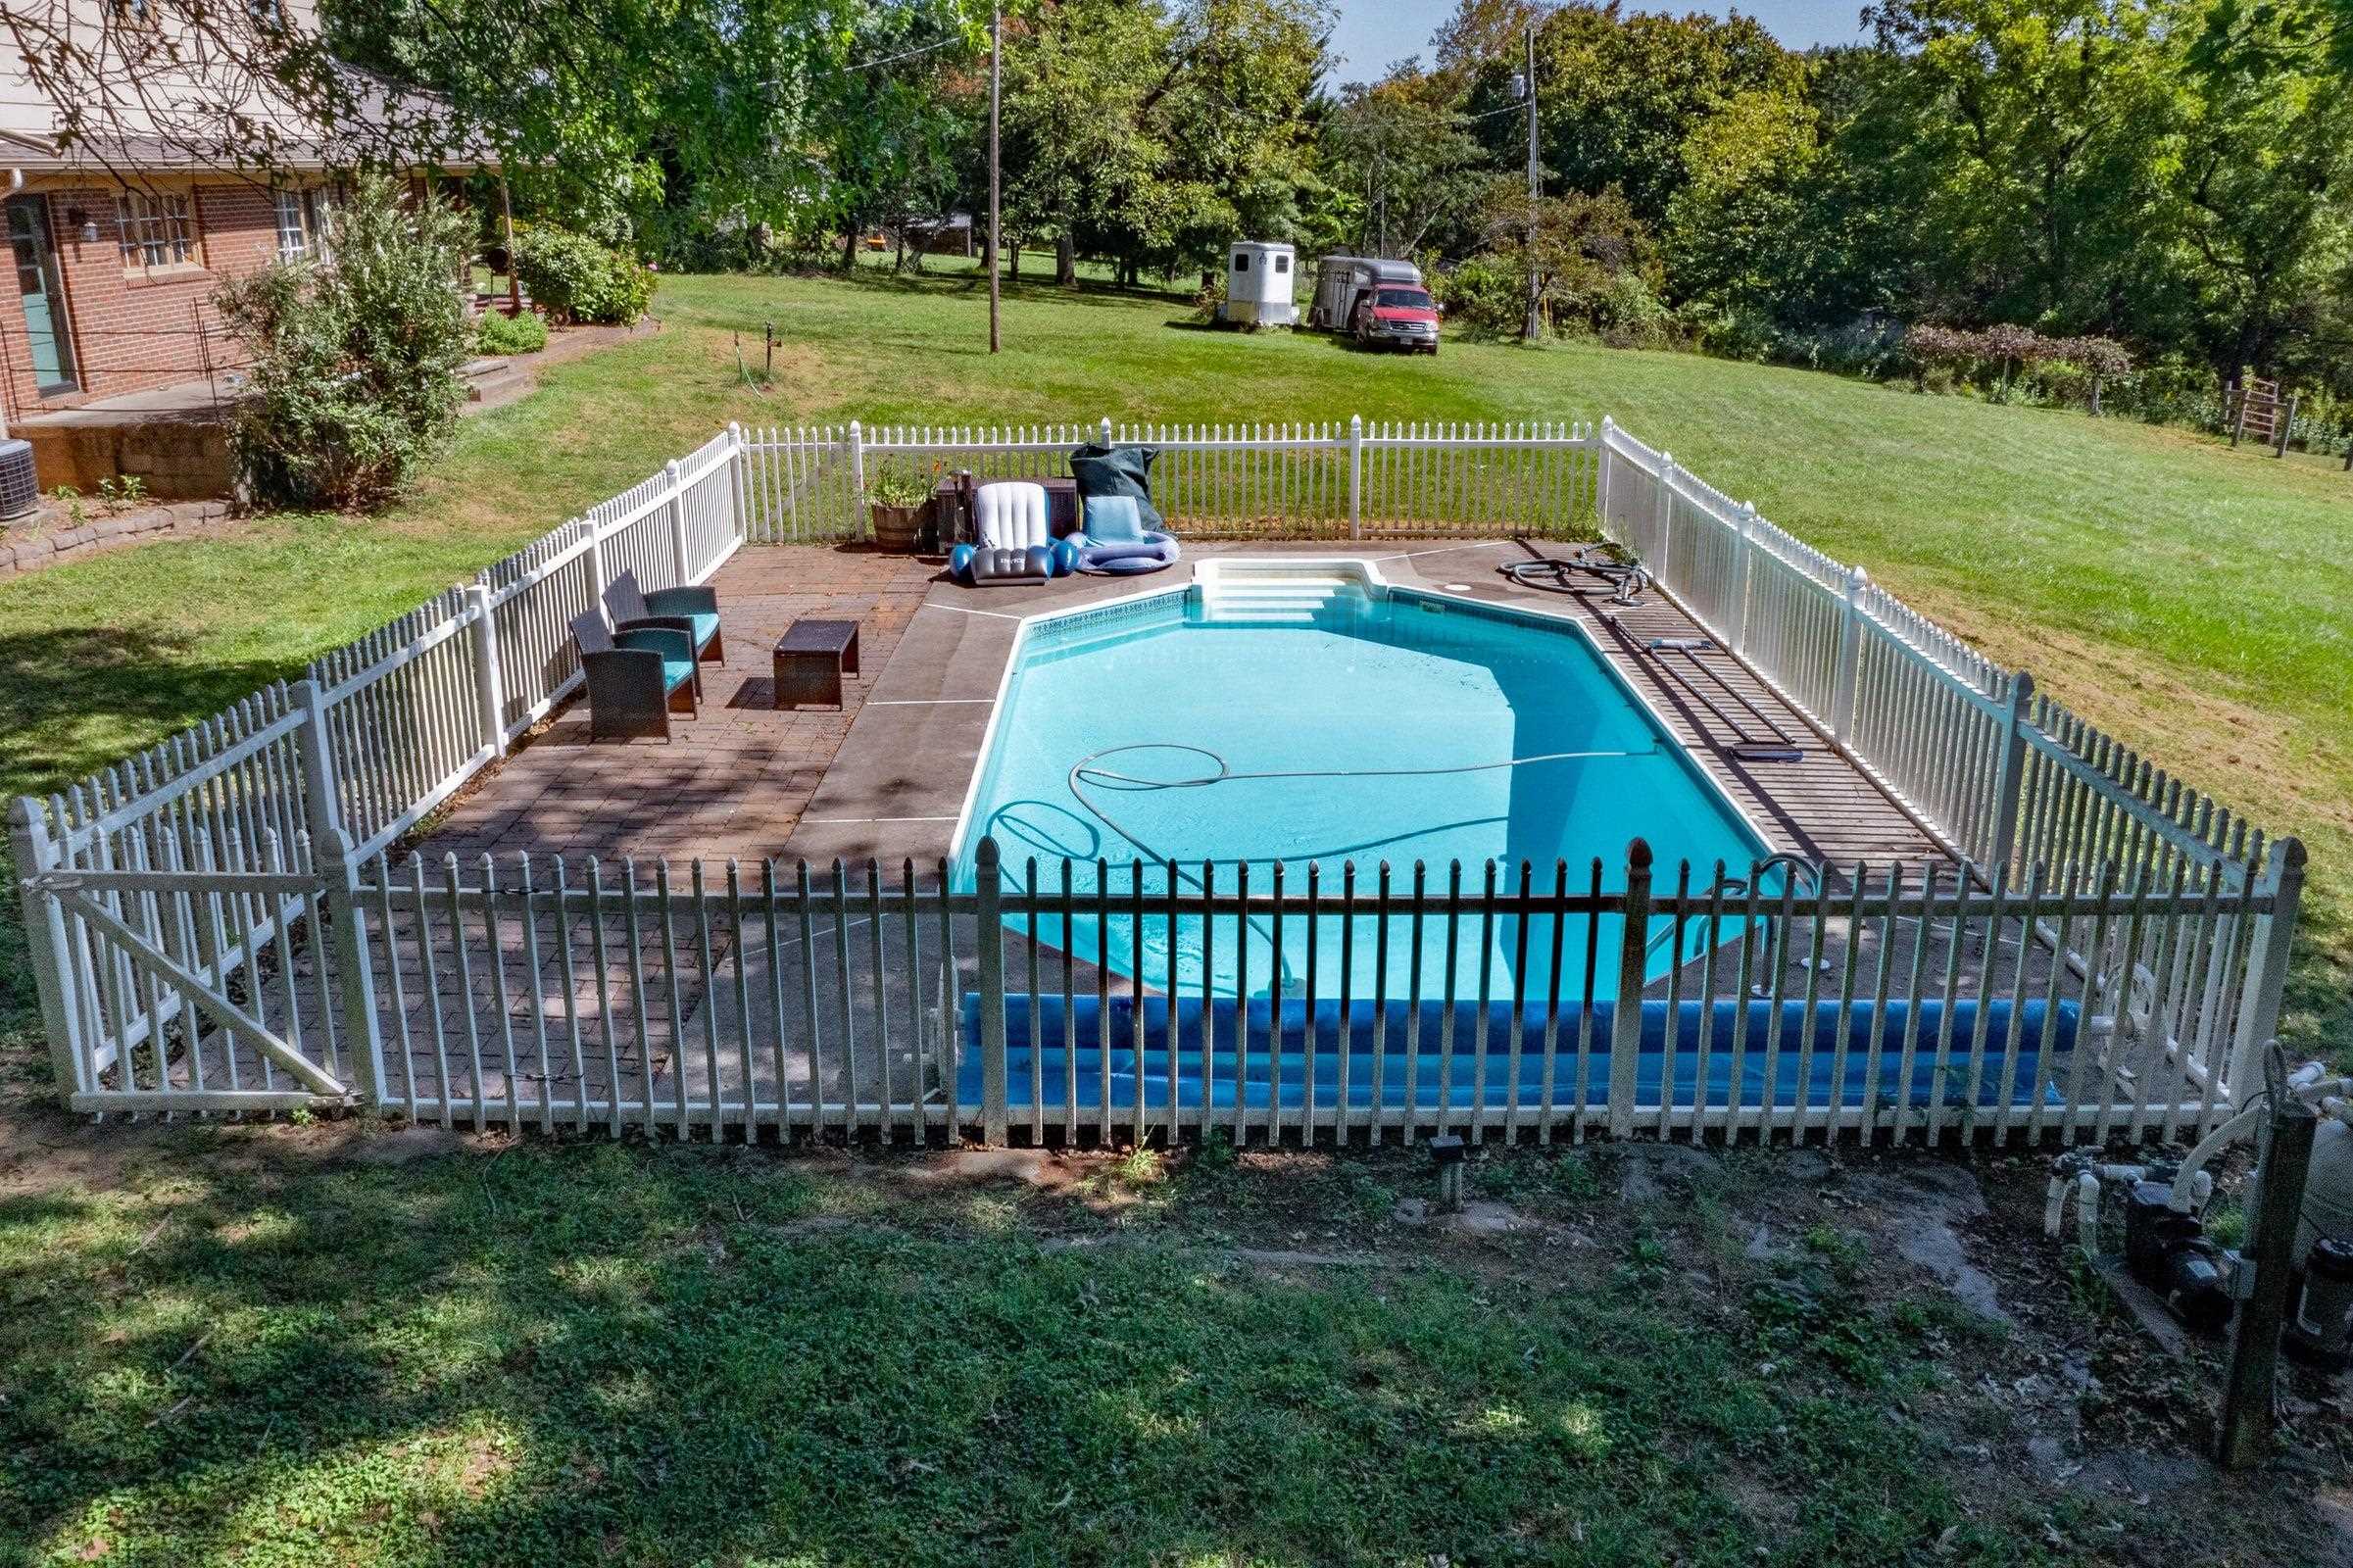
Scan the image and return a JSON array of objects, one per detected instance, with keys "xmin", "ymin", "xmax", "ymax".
[
  {"xmin": 2046, "ymin": 1059, "xmax": 2353, "ymax": 1361},
  {"xmin": 2120, "ymin": 1179, "xmax": 2232, "ymax": 1333}
]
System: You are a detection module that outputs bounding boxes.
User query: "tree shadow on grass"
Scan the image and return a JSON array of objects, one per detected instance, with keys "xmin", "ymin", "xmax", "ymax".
[
  {"xmin": 746, "ymin": 262, "xmax": 1198, "ymax": 313},
  {"xmin": 0, "ymin": 625, "xmax": 303, "ymax": 806},
  {"xmin": 0, "ymin": 1130, "xmax": 1781, "ymax": 1568}
]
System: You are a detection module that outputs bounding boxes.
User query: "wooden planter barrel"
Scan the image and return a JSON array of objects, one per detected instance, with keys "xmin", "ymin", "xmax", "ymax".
[{"xmin": 869, "ymin": 501, "xmax": 925, "ymax": 552}]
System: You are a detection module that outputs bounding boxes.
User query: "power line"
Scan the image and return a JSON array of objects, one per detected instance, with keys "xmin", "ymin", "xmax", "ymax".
[{"xmin": 834, "ymin": 34, "xmax": 967, "ymax": 74}]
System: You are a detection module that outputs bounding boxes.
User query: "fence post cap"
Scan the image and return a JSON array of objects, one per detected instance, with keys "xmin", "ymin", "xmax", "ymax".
[
  {"xmin": 1625, "ymin": 836, "xmax": 1653, "ymax": 871},
  {"xmin": 2011, "ymin": 668, "xmax": 2036, "ymax": 697},
  {"xmin": 975, "ymin": 834, "xmax": 1000, "ymax": 869},
  {"xmin": 726, "ymin": 419, "xmax": 742, "ymax": 437},
  {"xmin": 2276, "ymin": 836, "xmax": 2307, "ymax": 871},
  {"xmin": 849, "ymin": 418, "xmax": 862, "ymax": 435},
  {"xmin": 1349, "ymin": 413, "xmax": 1362, "ymax": 431},
  {"xmin": 1600, "ymin": 414, "xmax": 1615, "ymax": 431}
]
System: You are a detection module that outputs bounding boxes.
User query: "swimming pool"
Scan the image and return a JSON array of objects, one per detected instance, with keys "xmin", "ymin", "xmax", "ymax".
[{"xmin": 956, "ymin": 571, "xmax": 1776, "ymax": 1000}]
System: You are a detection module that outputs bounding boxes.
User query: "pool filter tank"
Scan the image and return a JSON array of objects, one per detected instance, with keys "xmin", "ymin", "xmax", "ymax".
[
  {"xmin": 2273, "ymin": 1113, "xmax": 2353, "ymax": 1366},
  {"xmin": 2286, "ymin": 1239, "xmax": 2353, "ymax": 1368},
  {"xmin": 2292, "ymin": 1112, "xmax": 2353, "ymax": 1257}
]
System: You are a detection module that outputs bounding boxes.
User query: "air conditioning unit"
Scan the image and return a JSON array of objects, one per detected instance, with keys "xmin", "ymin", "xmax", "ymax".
[{"xmin": 0, "ymin": 438, "xmax": 36, "ymax": 521}]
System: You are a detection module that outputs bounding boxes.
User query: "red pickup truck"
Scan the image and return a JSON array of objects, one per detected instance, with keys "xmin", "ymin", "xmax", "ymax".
[{"xmin": 1350, "ymin": 283, "xmax": 1442, "ymax": 356}]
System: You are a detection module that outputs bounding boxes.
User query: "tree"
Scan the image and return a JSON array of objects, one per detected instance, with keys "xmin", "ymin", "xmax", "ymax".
[
  {"xmin": 805, "ymin": 11, "xmax": 984, "ymax": 271},
  {"xmin": 1662, "ymin": 83, "xmax": 1820, "ymax": 318},
  {"xmin": 999, "ymin": 0, "xmax": 1176, "ymax": 284},
  {"xmin": 2152, "ymin": 0, "xmax": 2353, "ymax": 379},
  {"xmin": 998, "ymin": 0, "xmax": 1327, "ymax": 286},
  {"xmin": 1860, "ymin": 0, "xmax": 2175, "ymax": 329},
  {"xmin": 1321, "ymin": 76, "xmax": 1489, "ymax": 258},
  {"xmin": 1473, "ymin": 181, "xmax": 1655, "ymax": 332},
  {"xmin": 1502, "ymin": 3, "xmax": 1800, "ymax": 232},
  {"xmin": 0, "ymin": 0, "xmax": 991, "ymax": 247}
]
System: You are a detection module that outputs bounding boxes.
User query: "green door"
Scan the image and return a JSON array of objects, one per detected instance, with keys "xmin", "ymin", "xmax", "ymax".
[{"xmin": 7, "ymin": 196, "xmax": 76, "ymax": 393}]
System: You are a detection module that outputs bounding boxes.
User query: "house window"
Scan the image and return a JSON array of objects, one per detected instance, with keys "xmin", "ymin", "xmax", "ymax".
[
  {"xmin": 1274, "ymin": 254, "xmax": 1289, "ymax": 273},
  {"xmin": 274, "ymin": 188, "xmax": 322, "ymax": 262},
  {"xmin": 1233, "ymin": 253, "xmax": 1250, "ymax": 272},
  {"xmin": 115, "ymin": 191, "xmax": 199, "ymax": 271}
]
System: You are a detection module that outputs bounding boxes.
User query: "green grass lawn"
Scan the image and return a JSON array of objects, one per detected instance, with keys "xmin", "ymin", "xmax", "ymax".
[
  {"xmin": 5, "ymin": 1131, "xmax": 2329, "ymax": 1568},
  {"xmin": 1, "ymin": 260, "xmax": 2346, "ymax": 1085}
]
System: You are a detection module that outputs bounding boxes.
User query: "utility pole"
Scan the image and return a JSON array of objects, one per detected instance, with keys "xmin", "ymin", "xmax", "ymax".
[
  {"xmin": 1522, "ymin": 24, "xmax": 1541, "ymax": 343},
  {"xmin": 988, "ymin": 0, "xmax": 1003, "ymax": 355}
]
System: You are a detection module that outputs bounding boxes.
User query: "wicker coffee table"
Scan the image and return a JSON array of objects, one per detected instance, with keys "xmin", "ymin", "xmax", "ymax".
[{"xmin": 773, "ymin": 618, "xmax": 860, "ymax": 709}]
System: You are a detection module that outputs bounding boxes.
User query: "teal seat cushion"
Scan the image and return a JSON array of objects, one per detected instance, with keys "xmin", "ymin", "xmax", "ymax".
[
  {"xmin": 662, "ymin": 656, "xmax": 698, "ymax": 692},
  {"xmin": 685, "ymin": 610, "xmax": 720, "ymax": 650},
  {"xmin": 1084, "ymin": 495, "xmax": 1145, "ymax": 543}
]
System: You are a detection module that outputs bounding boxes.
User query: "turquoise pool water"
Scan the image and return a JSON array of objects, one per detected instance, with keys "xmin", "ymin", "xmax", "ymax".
[{"xmin": 958, "ymin": 586, "xmax": 1774, "ymax": 1000}]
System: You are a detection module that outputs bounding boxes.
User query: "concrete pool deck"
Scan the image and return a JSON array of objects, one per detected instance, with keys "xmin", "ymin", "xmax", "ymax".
[{"xmin": 415, "ymin": 539, "xmax": 1944, "ymax": 875}]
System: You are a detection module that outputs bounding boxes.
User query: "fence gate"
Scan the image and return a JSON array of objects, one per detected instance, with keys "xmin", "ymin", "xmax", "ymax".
[{"xmin": 20, "ymin": 862, "xmax": 362, "ymax": 1115}]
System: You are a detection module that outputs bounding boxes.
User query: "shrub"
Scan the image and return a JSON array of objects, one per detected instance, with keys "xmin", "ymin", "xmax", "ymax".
[
  {"xmin": 1430, "ymin": 254, "xmax": 1527, "ymax": 337},
  {"xmin": 1593, "ymin": 272, "xmax": 1670, "ymax": 349},
  {"xmin": 214, "ymin": 173, "xmax": 472, "ymax": 511},
  {"xmin": 1192, "ymin": 272, "xmax": 1226, "ymax": 324},
  {"xmin": 1685, "ymin": 305, "xmax": 1779, "ymax": 363},
  {"xmin": 1902, "ymin": 323, "xmax": 2132, "ymax": 410},
  {"xmin": 514, "ymin": 227, "xmax": 656, "ymax": 325},
  {"xmin": 474, "ymin": 308, "xmax": 549, "ymax": 357}
]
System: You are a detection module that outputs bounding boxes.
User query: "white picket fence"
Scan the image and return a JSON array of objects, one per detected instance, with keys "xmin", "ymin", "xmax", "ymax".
[
  {"xmin": 8, "ymin": 413, "xmax": 2302, "ymax": 1147},
  {"xmin": 738, "ymin": 417, "xmax": 1599, "ymax": 541}
]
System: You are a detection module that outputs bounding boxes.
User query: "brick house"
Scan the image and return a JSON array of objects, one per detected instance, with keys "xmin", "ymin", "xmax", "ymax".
[
  {"xmin": 0, "ymin": 157, "xmax": 341, "ymax": 418},
  {"xmin": 0, "ymin": 2, "xmax": 491, "ymax": 492}
]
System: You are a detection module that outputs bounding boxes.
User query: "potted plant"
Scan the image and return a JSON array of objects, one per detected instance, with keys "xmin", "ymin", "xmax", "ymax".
[{"xmin": 866, "ymin": 459, "xmax": 936, "ymax": 552}]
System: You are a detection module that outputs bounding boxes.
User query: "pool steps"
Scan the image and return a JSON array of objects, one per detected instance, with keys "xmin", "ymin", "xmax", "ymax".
[{"xmin": 1193, "ymin": 558, "xmax": 1385, "ymax": 624}]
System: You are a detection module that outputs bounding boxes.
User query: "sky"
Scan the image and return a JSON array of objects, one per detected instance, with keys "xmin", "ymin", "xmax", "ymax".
[{"xmin": 1325, "ymin": 0, "xmax": 1873, "ymax": 82}]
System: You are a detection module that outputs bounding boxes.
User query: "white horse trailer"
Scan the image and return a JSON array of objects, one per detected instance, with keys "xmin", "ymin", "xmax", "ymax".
[{"xmin": 1219, "ymin": 241, "xmax": 1299, "ymax": 328}]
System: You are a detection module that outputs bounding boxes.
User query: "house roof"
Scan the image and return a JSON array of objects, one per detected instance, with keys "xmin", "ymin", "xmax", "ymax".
[{"xmin": 0, "ymin": 2, "xmax": 500, "ymax": 180}]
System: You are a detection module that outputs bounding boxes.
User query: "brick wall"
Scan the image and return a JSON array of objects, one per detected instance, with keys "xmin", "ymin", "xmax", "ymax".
[{"xmin": 0, "ymin": 178, "xmax": 276, "ymax": 420}]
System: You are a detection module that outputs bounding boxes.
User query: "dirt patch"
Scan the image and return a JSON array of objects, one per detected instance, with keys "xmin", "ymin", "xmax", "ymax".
[
  {"xmin": 0, "ymin": 1104, "xmax": 505, "ymax": 1199},
  {"xmin": 888, "ymin": 1146, "xmax": 1094, "ymax": 1192}
]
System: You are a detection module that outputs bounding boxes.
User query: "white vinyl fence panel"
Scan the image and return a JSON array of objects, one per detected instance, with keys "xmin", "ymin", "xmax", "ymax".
[{"xmin": 738, "ymin": 417, "xmax": 1599, "ymax": 541}]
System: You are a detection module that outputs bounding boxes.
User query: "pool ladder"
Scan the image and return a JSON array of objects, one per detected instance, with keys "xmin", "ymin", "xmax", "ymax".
[{"xmin": 1646, "ymin": 854, "xmax": 1825, "ymax": 994}]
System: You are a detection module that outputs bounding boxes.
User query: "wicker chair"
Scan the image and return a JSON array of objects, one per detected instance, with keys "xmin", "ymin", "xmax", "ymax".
[
  {"xmin": 571, "ymin": 611, "xmax": 701, "ymax": 742},
  {"xmin": 605, "ymin": 569, "xmax": 724, "ymax": 662}
]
